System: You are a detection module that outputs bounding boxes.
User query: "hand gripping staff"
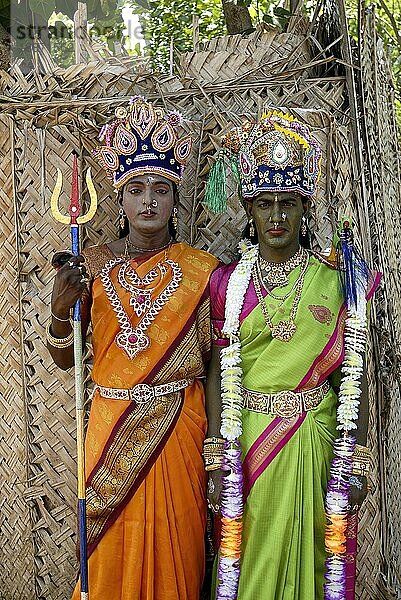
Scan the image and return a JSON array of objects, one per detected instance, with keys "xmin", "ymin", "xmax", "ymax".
[{"xmin": 50, "ymin": 153, "xmax": 97, "ymax": 600}]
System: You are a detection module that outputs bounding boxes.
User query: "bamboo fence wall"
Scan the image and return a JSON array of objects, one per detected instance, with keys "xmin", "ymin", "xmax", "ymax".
[{"xmin": 0, "ymin": 2, "xmax": 400, "ymax": 599}]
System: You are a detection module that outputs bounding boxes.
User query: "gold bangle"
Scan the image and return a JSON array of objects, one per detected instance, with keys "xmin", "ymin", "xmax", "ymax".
[
  {"xmin": 51, "ymin": 310, "xmax": 71, "ymax": 323},
  {"xmin": 352, "ymin": 461, "xmax": 370, "ymax": 477},
  {"xmin": 352, "ymin": 449, "xmax": 370, "ymax": 462},
  {"xmin": 203, "ymin": 444, "xmax": 224, "ymax": 452},
  {"xmin": 46, "ymin": 322, "xmax": 74, "ymax": 349},
  {"xmin": 204, "ymin": 455, "xmax": 224, "ymax": 471},
  {"xmin": 204, "ymin": 436, "xmax": 225, "ymax": 446},
  {"xmin": 352, "ymin": 454, "xmax": 370, "ymax": 465},
  {"xmin": 203, "ymin": 450, "xmax": 224, "ymax": 460}
]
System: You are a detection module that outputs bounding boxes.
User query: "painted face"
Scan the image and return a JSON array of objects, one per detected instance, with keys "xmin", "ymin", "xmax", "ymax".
[
  {"xmin": 121, "ymin": 173, "xmax": 174, "ymax": 236},
  {"xmin": 249, "ymin": 191, "xmax": 306, "ymax": 252}
]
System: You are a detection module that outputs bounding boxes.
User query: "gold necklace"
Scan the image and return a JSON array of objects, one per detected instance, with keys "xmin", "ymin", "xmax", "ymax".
[
  {"xmin": 257, "ymin": 251, "xmax": 309, "ymax": 301},
  {"xmin": 122, "ymin": 236, "xmax": 173, "ymax": 260},
  {"xmin": 256, "ymin": 260, "xmax": 298, "ymax": 302},
  {"xmin": 258, "ymin": 246, "xmax": 306, "ymax": 287},
  {"xmin": 252, "ymin": 254, "xmax": 309, "ymax": 342}
]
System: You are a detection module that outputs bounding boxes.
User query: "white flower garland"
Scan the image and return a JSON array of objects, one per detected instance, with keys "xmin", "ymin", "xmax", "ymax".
[
  {"xmin": 220, "ymin": 242, "xmax": 258, "ymax": 441},
  {"xmin": 217, "ymin": 241, "xmax": 258, "ymax": 600},
  {"xmin": 324, "ymin": 290, "xmax": 368, "ymax": 600}
]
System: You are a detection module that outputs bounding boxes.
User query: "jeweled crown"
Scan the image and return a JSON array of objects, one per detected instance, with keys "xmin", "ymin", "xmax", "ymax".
[
  {"xmin": 222, "ymin": 110, "xmax": 322, "ymax": 199},
  {"xmin": 93, "ymin": 96, "xmax": 192, "ymax": 189}
]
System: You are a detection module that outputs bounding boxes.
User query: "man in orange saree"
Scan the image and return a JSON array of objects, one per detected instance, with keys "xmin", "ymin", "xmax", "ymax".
[{"xmin": 47, "ymin": 97, "xmax": 218, "ymax": 600}]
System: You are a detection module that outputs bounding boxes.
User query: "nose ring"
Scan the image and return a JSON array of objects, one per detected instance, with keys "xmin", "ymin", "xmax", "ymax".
[
  {"xmin": 152, "ymin": 200, "xmax": 158, "ymax": 208},
  {"xmin": 142, "ymin": 198, "xmax": 146, "ymax": 205}
]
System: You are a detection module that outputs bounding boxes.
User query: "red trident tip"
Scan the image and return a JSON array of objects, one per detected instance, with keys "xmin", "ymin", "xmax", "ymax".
[{"xmin": 69, "ymin": 153, "xmax": 81, "ymax": 223}]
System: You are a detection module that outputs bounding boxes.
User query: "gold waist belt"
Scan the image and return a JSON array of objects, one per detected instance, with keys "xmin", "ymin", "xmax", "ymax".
[
  {"xmin": 97, "ymin": 377, "xmax": 194, "ymax": 405},
  {"xmin": 242, "ymin": 380, "xmax": 330, "ymax": 418}
]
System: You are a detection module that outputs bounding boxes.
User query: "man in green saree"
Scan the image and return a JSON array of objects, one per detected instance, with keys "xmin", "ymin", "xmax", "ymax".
[{"xmin": 204, "ymin": 110, "xmax": 380, "ymax": 600}]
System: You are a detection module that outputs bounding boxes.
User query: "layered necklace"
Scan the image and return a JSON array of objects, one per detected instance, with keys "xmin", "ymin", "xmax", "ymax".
[
  {"xmin": 252, "ymin": 247, "xmax": 309, "ymax": 342},
  {"xmin": 258, "ymin": 246, "xmax": 305, "ymax": 286},
  {"xmin": 101, "ymin": 244, "xmax": 182, "ymax": 359}
]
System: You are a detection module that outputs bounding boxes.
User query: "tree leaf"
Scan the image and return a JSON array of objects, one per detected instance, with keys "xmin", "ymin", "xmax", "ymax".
[{"xmin": 28, "ymin": 0, "xmax": 56, "ymax": 20}]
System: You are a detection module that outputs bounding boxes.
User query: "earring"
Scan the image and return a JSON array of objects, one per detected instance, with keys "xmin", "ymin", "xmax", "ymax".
[
  {"xmin": 119, "ymin": 207, "xmax": 126, "ymax": 230},
  {"xmin": 172, "ymin": 206, "xmax": 178, "ymax": 229},
  {"xmin": 301, "ymin": 215, "xmax": 307, "ymax": 237},
  {"xmin": 249, "ymin": 218, "xmax": 255, "ymax": 238}
]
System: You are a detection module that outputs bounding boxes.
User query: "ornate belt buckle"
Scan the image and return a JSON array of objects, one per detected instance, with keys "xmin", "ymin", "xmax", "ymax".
[
  {"xmin": 130, "ymin": 383, "xmax": 154, "ymax": 404},
  {"xmin": 272, "ymin": 390, "xmax": 300, "ymax": 418}
]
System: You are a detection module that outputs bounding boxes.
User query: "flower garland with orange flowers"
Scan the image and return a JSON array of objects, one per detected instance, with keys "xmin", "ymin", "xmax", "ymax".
[
  {"xmin": 217, "ymin": 241, "xmax": 258, "ymax": 599},
  {"xmin": 324, "ymin": 220, "xmax": 370, "ymax": 600},
  {"xmin": 324, "ymin": 295, "xmax": 368, "ymax": 599}
]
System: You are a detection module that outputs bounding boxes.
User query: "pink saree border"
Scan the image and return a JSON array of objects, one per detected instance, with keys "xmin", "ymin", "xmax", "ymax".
[
  {"xmin": 345, "ymin": 512, "xmax": 358, "ymax": 600},
  {"xmin": 242, "ymin": 413, "xmax": 306, "ymax": 501},
  {"xmin": 297, "ymin": 269, "xmax": 381, "ymax": 392},
  {"xmin": 296, "ymin": 303, "xmax": 346, "ymax": 391}
]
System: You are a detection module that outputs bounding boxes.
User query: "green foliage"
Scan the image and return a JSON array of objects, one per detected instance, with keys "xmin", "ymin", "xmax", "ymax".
[
  {"xmin": 49, "ymin": 17, "xmax": 74, "ymax": 67},
  {"xmin": 129, "ymin": 0, "xmax": 296, "ymax": 71},
  {"xmin": 129, "ymin": 0, "xmax": 225, "ymax": 71}
]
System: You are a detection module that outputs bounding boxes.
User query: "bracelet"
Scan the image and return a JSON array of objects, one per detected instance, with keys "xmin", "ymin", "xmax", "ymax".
[
  {"xmin": 352, "ymin": 444, "xmax": 370, "ymax": 477},
  {"xmin": 46, "ymin": 322, "xmax": 74, "ymax": 349},
  {"xmin": 353, "ymin": 444, "xmax": 370, "ymax": 460},
  {"xmin": 203, "ymin": 445, "xmax": 224, "ymax": 456},
  {"xmin": 204, "ymin": 436, "xmax": 225, "ymax": 447},
  {"xmin": 351, "ymin": 460, "xmax": 370, "ymax": 477},
  {"xmin": 349, "ymin": 474, "xmax": 364, "ymax": 489},
  {"xmin": 203, "ymin": 444, "xmax": 224, "ymax": 454},
  {"xmin": 51, "ymin": 310, "xmax": 71, "ymax": 323},
  {"xmin": 203, "ymin": 437, "xmax": 225, "ymax": 472},
  {"xmin": 204, "ymin": 454, "xmax": 224, "ymax": 472}
]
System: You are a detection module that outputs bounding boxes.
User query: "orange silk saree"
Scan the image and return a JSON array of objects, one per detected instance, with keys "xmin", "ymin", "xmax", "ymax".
[{"xmin": 71, "ymin": 242, "xmax": 218, "ymax": 600}]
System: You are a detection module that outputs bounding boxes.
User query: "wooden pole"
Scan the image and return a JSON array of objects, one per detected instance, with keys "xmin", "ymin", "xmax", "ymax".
[
  {"xmin": 193, "ymin": 14, "xmax": 200, "ymax": 52},
  {"xmin": 74, "ymin": 2, "xmax": 88, "ymax": 64}
]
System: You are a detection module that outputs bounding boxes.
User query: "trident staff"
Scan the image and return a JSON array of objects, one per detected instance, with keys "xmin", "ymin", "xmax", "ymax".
[{"xmin": 50, "ymin": 153, "xmax": 97, "ymax": 600}]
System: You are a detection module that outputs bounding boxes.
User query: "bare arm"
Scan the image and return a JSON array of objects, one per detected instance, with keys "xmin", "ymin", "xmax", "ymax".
[
  {"xmin": 354, "ymin": 361, "xmax": 369, "ymax": 446},
  {"xmin": 205, "ymin": 345, "xmax": 222, "ymax": 438},
  {"xmin": 205, "ymin": 345, "xmax": 224, "ymax": 510}
]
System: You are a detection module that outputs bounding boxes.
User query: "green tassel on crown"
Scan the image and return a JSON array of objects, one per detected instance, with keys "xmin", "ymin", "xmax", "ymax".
[
  {"xmin": 204, "ymin": 151, "xmax": 227, "ymax": 214},
  {"xmin": 204, "ymin": 150, "xmax": 241, "ymax": 214}
]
